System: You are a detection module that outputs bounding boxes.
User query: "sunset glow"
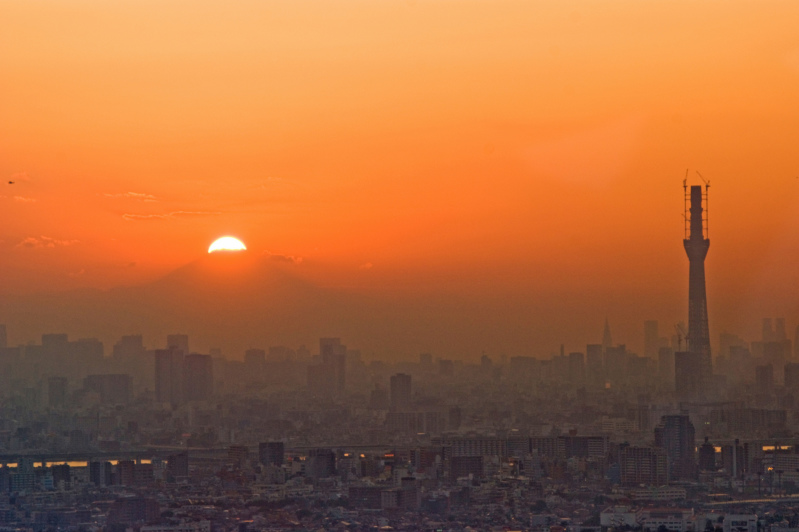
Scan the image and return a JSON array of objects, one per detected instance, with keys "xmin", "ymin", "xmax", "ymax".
[
  {"xmin": 0, "ymin": 0, "xmax": 797, "ymax": 356},
  {"xmin": 208, "ymin": 237, "xmax": 247, "ymax": 254}
]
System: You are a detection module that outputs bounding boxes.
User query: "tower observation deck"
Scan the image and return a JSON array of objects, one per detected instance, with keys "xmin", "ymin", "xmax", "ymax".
[{"xmin": 683, "ymin": 183, "xmax": 712, "ymax": 393}]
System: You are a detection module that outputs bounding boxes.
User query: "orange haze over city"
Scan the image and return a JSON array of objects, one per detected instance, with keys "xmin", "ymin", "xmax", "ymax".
[{"xmin": 1, "ymin": 1, "xmax": 798, "ymax": 358}]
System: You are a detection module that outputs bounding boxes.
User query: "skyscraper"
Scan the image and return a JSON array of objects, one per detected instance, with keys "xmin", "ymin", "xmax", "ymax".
[
  {"xmin": 183, "ymin": 353, "xmax": 213, "ymax": 401},
  {"xmin": 259, "ymin": 441, "xmax": 285, "ymax": 467},
  {"xmin": 320, "ymin": 337, "xmax": 346, "ymax": 394},
  {"xmin": 619, "ymin": 446, "xmax": 668, "ymax": 486},
  {"xmin": 602, "ymin": 319, "xmax": 613, "ymax": 350},
  {"xmin": 48, "ymin": 376, "xmax": 68, "ymax": 407},
  {"xmin": 0, "ymin": 324, "xmax": 6, "ymax": 349},
  {"xmin": 390, "ymin": 373, "xmax": 412, "ymax": 410},
  {"xmin": 155, "ymin": 347, "xmax": 184, "ymax": 405},
  {"xmin": 654, "ymin": 414, "xmax": 696, "ymax": 481},
  {"xmin": 682, "ymin": 183, "xmax": 712, "ymax": 396}
]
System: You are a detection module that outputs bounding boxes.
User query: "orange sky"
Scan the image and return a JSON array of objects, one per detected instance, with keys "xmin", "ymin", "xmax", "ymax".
[{"xmin": 1, "ymin": 1, "xmax": 798, "ymax": 356}]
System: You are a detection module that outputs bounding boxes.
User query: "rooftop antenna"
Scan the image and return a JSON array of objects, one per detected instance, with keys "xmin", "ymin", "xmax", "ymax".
[
  {"xmin": 683, "ymin": 170, "xmax": 690, "ymax": 239},
  {"xmin": 674, "ymin": 323, "xmax": 687, "ymax": 351},
  {"xmin": 696, "ymin": 171, "xmax": 710, "ymax": 239}
]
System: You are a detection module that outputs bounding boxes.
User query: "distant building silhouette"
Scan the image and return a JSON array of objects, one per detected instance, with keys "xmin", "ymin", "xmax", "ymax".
[
  {"xmin": 0, "ymin": 324, "xmax": 6, "ymax": 349},
  {"xmin": 259, "ymin": 441, "xmax": 285, "ymax": 467},
  {"xmin": 698, "ymin": 436, "xmax": 717, "ymax": 471},
  {"xmin": 390, "ymin": 373, "xmax": 412, "ymax": 410},
  {"xmin": 755, "ymin": 364, "xmax": 774, "ymax": 390},
  {"xmin": 113, "ymin": 334, "xmax": 145, "ymax": 358},
  {"xmin": 654, "ymin": 414, "xmax": 696, "ymax": 481},
  {"xmin": 166, "ymin": 333, "xmax": 189, "ymax": 353},
  {"xmin": 321, "ymin": 338, "xmax": 347, "ymax": 394},
  {"xmin": 184, "ymin": 353, "xmax": 213, "ymax": 401},
  {"xmin": 602, "ymin": 319, "xmax": 613, "ymax": 350},
  {"xmin": 155, "ymin": 347, "xmax": 184, "ymax": 405},
  {"xmin": 620, "ymin": 446, "xmax": 667, "ymax": 486},
  {"xmin": 785, "ymin": 363, "xmax": 799, "ymax": 389},
  {"xmin": 48, "ymin": 376, "xmax": 68, "ymax": 408}
]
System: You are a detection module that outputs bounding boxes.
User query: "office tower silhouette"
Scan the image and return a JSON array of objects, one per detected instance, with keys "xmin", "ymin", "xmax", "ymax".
[
  {"xmin": 602, "ymin": 319, "xmax": 613, "ymax": 350},
  {"xmin": 654, "ymin": 414, "xmax": 697, "ymax": 481},
  {"xmin": 184, "ymin": 353, "xmax": 213, "ymax": 401},
  {"xmin": 390, "ymin": 373, "xmax": 412, "ymax": 410},
  {"xmin": 259, "ymin": 441, "xmax": 285, "ymax": 467},
  {"xmin": 155, "ymin": 347, "xmax": 184, "ymax": 405},
  {"xmin": 48, "ymin": 376, "xmax": 68, "ymax": 408}
]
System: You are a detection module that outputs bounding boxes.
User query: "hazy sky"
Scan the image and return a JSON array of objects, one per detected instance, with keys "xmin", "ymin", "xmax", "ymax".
[{"xmin": 1, "ymin": 1, "xmax": 798, "ymax": 356}]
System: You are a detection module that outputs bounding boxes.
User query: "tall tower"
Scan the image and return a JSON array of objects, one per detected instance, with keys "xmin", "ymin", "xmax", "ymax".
[{"xmin": 683, "ymin": 183, "xmax": 712, "ymax": 391}]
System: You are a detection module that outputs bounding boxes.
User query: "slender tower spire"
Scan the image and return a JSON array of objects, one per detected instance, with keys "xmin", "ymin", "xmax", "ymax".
[
  {"xmin": 683, "ymin": 183, "xmax": 712, "ymax": 392},
  {"xmin": 602, "ymin": 319, "xmax": 613, "ymax": 350}
]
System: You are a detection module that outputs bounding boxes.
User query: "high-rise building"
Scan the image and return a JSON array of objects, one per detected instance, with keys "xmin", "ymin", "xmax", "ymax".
[
  {"xmin": 0, "ymin": 324, "xmax": 6, "ymax": 349},
  {"xmin": 89, "ymin": 461, "xmax": 113, "ymax": 486},
  {"xmin": 568, "ymin": 352, "xmax": 585, "ymax": 382},
  {"xmin": 183, "ymin": 354, "xmax": 213, "ymax": 401},
  {"xmin": 658, "ymin": 347, "xmax": 675, "ymax": 388},
  {"xmin": 654, "ymin": 414, "xmax": 696, "ymax": 481},
  {"xmin": 48, "ymin": 376, "xmax": 68, "ymax": 408},
  {"xmin": 166, "ymin": 334, "xmax": 189, "ymax": 353},
  {"xmin": 320, "ymin": 338, "xmax": 347, "ymax": 394},
  {"xmin": 698, "ymin": 437, "xmax": 717, "ymax": 471},
  {"xmin": 259, "ymin": 441, "xmax": 285, "ymax": 467},
  {"xmin": 602, "ymin": 319, "xmax": 613, "ymax": 350},
  {"xmin": 307, "ymin": 448, "xmax": 336, "ymax": 478},
  {"xmin": 755, "ymin": 364, "xmax": 774, "ymax": 390},
  {"xmin": 619, "ymin": 446, "xmax": 667, "ymax": 486},
  {"xmin": 683, "ymin": 184, "xmax": 712, "ymax": 397},
  {"xmin": 155, "ymin": 348, "xmax": 183, "ymax": 405},
  {"xmin": 786, "ymin": 363, "xmax": 799, "ymax": 389},
  {"xmin": 390, "ymin": 373, "xmax": 412, "ymax": 410},
  {"xmin": 166, "ymin": 452, "xmax": 189, "ymax": 481},
  {"xmin": 644, "ymin": 320, "xmax": 659, "ymax": 359}
]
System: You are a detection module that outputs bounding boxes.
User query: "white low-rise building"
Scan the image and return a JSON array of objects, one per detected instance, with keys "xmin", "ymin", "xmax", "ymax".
[
  {"xmin": 600, "ymin": 506, "xmax": 638, "ymax": 528},
  {"xmin": 638, "ymin": 508, "xmax": 694, "ymax": 532}
]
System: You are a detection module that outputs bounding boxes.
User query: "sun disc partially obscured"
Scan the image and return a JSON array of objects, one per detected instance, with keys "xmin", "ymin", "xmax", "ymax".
[{"xmin": 208, "ymin": 236, "xmax": 247, "ymax": 253}]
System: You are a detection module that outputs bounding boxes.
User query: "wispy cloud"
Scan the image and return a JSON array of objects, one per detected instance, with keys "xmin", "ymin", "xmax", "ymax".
[
  {"xmin": 359, "ymin": 262, "xmax": 374, "ymax": 270},
  {"xmin": 264, "ymin": 250, "xmax": 303, "ymax": 265},
  {"xmin": 13, "ymin": 196, "xmax": 36, "ymax": 203},
  {"xmin": 122, "ymin": 210, "xmax": 222, "ymax": 221},
  {"xmin": 17, "ymin": 236, "xmax": 79, "ymax": 248},
  {"xmin": 105, "ymin": 191, "xmax": 159, "ymax": 202}
]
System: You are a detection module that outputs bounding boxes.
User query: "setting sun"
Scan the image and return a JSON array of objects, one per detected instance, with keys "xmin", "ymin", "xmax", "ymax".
[{"xmin": 208, "ymin": 237, "xmax": 247, "ymax": 254}]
